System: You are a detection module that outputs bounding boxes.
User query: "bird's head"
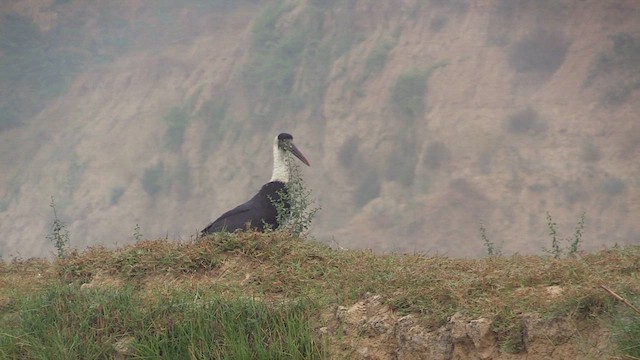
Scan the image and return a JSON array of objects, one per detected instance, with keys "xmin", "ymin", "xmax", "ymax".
[
  {"xmin": 271, "ymin": 133, "xmax": 309, "ymax": 182},
  {"xmin": 276, "ymin": 133, "xmax": 310, "ymax": 166}
]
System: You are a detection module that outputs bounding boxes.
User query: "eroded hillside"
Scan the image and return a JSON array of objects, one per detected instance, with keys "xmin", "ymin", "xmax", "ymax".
[{"xmin": 0, "ymin": 0, "xmax": 639, "ymax": 258}]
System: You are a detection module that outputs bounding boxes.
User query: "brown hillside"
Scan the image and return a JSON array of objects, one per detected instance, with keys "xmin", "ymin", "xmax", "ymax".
[{"xmin": 0, "ymin": 0, "xmax": 639, "ymax": 258}]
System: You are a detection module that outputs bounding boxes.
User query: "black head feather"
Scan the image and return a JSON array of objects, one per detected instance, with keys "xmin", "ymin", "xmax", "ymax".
[{"xmin": 277, "ymin": 133, "xmax": 293, "ymax": 141}]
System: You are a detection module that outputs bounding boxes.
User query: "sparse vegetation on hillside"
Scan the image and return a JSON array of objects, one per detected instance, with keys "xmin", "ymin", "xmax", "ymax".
[
  {"xmin": 384, "ymin": 140, "xmax": 417, "ymax": 186},
  {"xmin": 0, "ymin": 2, "xmax": 254, "ymax": 133},
  {"xmin": 0, "ymin": 175, "xmax": 22, "ymax": 213},
  {"xmin": 389, "ymin": 62, "xmax": 447, "ymax": 124},
  {"xmin": 509, "ymin": 31, "xmax": 569, "ymax": 74},
  {"xmin": 198, "ymin": 97, "xmax": 230, "ymax": 149},
  {"xmin": 163, "ymin": 106, "xmax": 191, "ymax": 152},
  {"xmin": 243, "ymin": 0, "xmax": 364, "ymax": 129},
  {"xmin": 1, "ymin": 234, "xmax": 639, "ymax": 358},
  {"xmin": 351, "ymin": 41, "xmax": 395, "ymax": 93},
  {"xmin": 0, "ymin": 13, "xmax": 81, "ymax": 131},
  {"xmin": 580, "ymin": 140, "xmax": 602, "ymax": 163},
  {"xmin": 586, "ymin": 33, "xmax": 640, "ymax": 104},
  {"xmin": 423, "ymin": 141, "xmax": 451, "ymax": 170},
  {"xmin": 390, "ymin": 69, "xmax": 429, "ymax": 123},
  {"xmin": 601, "ymin": 177, "xmax": 626, "ymax": 197},
  {"xmin": 364, "ymin": 42, "xmax": 394, "ymax": 77},
  {"xmin": 173, "ymin": 159, "xmax": 192, "ymax": 200},
  {"xmin": 337, "ymin": 136, "xmax": 361, "ymax": 169},
  {"xmin": 503, "ymin": 106, "xmax": 546, "ymax": 136},
  {"xmin": 65, "ymin": 153, "xmax": 85, "ymax": 196},
  {"xmin": 109, "ymin": 186, "xmax": 125, "ymax": 205},
  {"xmin": 141, "ymin": 162, "xmax": 165, "ymax": 198},
  {"xmin": 354, "ymin": 169, "xmax": 381, "ymax": 207},
  {"xmin": 337, "ymin": 136, "xmax": 382, "ymax": 207}
]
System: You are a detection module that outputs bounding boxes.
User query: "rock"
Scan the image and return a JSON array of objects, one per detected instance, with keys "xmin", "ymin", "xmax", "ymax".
[
  {"xmin": 80, "ymin": 282, "xmax": 94, "ymax": 290},
  {"xmin": 113, "ymin": 336, "xmax": 134, "ymax": 359},
  {"xmin": 466, "ymin": 318, "xmax": 496, "ymax": 359},
  {"xmin": 523, "ymin": 313, "xmax": 575, "ymax": 357},
  {"xmin": 450, "ymin": 312, "xmax": 469, "ymax": 342},
  {"xmin": 450, "ymin": 312, "xmax": 496, "ymax": 359},
  {"xmin": 396, "ymin": 315, "xmax": 453, "ymax": 360},
  {"xmin": 545, "ymin": 285, "xmax": 564, "ymax": 299}
]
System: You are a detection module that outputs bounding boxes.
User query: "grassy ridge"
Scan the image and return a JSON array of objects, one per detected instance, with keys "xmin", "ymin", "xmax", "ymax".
[
  {"xmin": 1, "ymin": 285, "xmax": 321, "ymax": 359},
  {"xmin": 1, "ymin": 233, "xmax": 639, "ymax": 358}
]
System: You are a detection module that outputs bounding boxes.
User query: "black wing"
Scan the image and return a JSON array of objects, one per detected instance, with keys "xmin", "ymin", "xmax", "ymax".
[{"xmin": 201, "ymin": 182, "xmax": 286, "ymax": 235}]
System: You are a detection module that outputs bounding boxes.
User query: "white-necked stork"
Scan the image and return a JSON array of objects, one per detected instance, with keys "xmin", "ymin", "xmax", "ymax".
[{"xmin": 201, "ymin": 133, "xmax": 310, "ymax": 234}]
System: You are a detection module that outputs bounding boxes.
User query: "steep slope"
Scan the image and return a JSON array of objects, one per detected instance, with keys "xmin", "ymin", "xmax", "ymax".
[{"xmin": 0, "ymin": 0, "xmax": 639, "ymax": 258}]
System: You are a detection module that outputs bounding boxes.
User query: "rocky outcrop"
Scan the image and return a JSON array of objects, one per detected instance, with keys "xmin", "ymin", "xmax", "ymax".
[{"xmin": 327, "ymin": 294, "xmax": 605, "ymax": 360}]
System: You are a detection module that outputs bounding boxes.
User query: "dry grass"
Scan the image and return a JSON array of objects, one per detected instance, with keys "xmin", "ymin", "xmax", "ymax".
[{"xmin": 2, "ymin": 233, "xmax": 639, "ymax": 349}]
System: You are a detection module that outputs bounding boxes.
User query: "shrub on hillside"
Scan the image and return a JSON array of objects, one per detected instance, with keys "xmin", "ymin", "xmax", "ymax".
[
  {"xmin": 503, "ymin": 106, "xmax": 546, "ymax": 136},
  {"xmin": 509, "ymin": 31, "xmax": 568, "ymax": 74},
  {"xmin": 390, "ymin": 70, "xmax": 428, "ymax": 123},
  {"xmin": 142, "ymin": 162, "xmax": 165, "ymax": 198}
]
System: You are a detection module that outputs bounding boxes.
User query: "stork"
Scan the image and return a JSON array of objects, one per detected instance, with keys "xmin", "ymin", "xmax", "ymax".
[{"xmin": 201, "ymin": 133, "xmax": 310, "ymax": 234}]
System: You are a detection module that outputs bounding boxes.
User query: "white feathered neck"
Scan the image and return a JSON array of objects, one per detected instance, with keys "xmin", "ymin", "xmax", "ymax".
[{"xmin": 270, "ymin": 137, "xmax": 290, "ymax": 183}]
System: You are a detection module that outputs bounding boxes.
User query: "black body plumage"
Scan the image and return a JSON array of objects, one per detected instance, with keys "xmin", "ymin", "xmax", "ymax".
[{"xmin": 201, "ymin": 181, "xmax": 289, "ymax": 234}]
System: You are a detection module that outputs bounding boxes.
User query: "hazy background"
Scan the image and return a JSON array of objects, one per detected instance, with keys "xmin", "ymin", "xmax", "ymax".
[{"xmin": 1, "ymin": 0, "xmax": 639, "ymax": 259}]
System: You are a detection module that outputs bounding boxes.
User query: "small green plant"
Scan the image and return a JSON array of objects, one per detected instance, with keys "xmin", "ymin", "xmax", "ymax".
[
  {"xmin": 46, "ymin": 197, "xmax": 69, "ymax": 259},
  {"xmin": 479, "ymin": 223, "xmax": 501, "ymax": 256},
  {"xmin": 543, "ymin": 212, "xmax": 586, "ymax": 259},
  {"xmin": 272, "ymin": 153, "xmax": 320, "ymax": 236},
  {"xmin": 133, "ymin": 223, "xmax": 143, "ymax": 241},
  {"xmin": 568, "ymin": 212, "xmax": 585, "ymax": 256},
  {"xmin": 546, "ymin": 213, "xmax": 561, "ymax": 259}
]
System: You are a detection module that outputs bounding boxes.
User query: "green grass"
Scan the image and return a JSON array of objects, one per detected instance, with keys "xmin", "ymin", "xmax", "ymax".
[
  {"xmin": 613, "ymin": 304, "xmax": 640, "ymax": 358},
  {"xmin": 1, "ymin": 234, "xmax": 639, "ymax": 358},
  {"xmin": 0, "ymin": 284, "xmax": 323, "ymax": 359}
]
